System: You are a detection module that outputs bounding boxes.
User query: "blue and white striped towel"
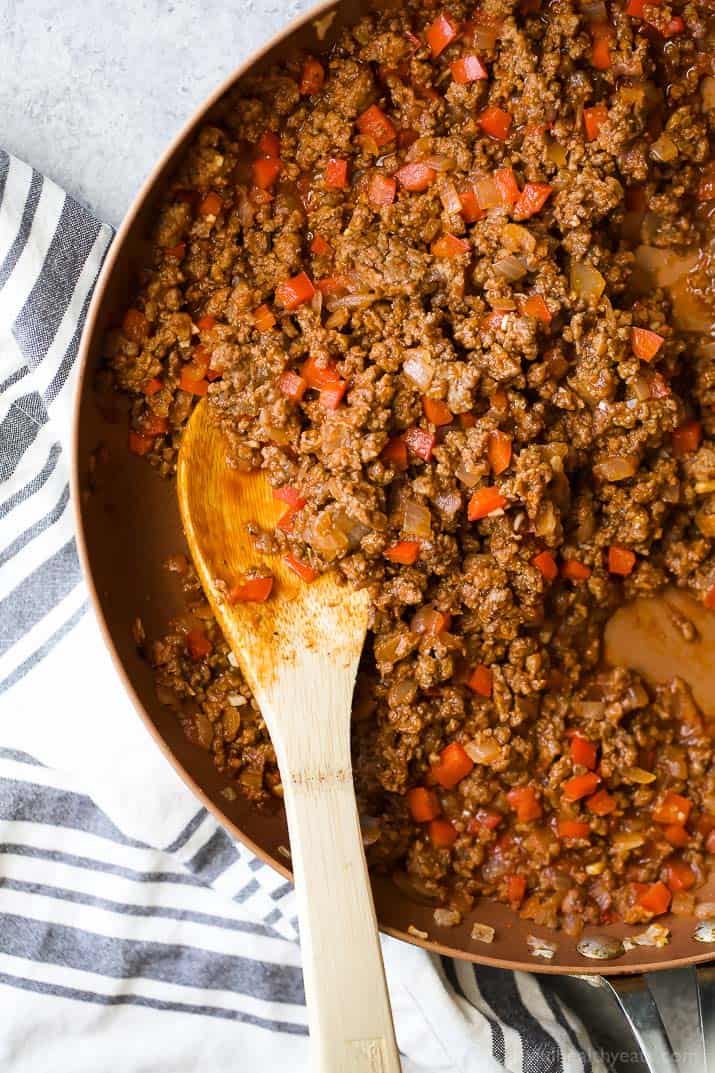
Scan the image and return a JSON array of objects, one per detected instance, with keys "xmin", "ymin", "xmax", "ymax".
[{"xmin": 0, "ymin": 147, "xmax": 605, "ymax": 1073}]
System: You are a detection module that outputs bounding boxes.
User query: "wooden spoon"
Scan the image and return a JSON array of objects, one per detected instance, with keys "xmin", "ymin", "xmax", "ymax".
[{"xmin": 177, "ymin": 399, "xmax": 401, "ymax": 1073}]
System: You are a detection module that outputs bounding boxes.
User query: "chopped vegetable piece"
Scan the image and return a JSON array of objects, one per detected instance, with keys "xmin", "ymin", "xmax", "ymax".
[
  {"xmin": 506, "ymin": 874, "xmax": 526, "ymax": 905},
  {"xmin": 310, "ymin": 233, "xmax": 331, "ymax": 255},
  {"xmin": 625, "ymin": 0, "xmax": 649, "ymax": 15},
  {"xmin": 468, "ymin": 664, "xmax": 493, "ymax": 697},
  {"xmin": 467, "ymin": 486, "xmax": 507, "ymax": 521},
  {"xmin": 197, "ymin": 315, "xmax": 216, "ymax": 331},
  {"xmin": 275, "ymin": 272, "xmax": 315, "ymax": 310},
  {"xmin": 653, "ymin": 793, "xmax": 692, "ymax": 826},
  {"xmin": 431, "ymin": 233, "xmax": 470, "ymax": 257},
  {"xmin": 520, "ymin": 295, "xmax": 552, "ymax": 323},
  {"xmin": 558, "ymin": 819, "xmax": 591, "ymax": 839},
  {"xmin": 404, "ymin": 427, "xmax": 437, "ymax": 461},
  {"xmin": 493, "ymin": 167, "xmax": 520, "ymax": 206},
  {"xmin": 278, "ymin": 370, "xmax": 307, "ymax": 401},
  {"xmin": 198, "ymin": 191, "xmax": 222, "ymax": 217},
  {"xmin": 705, "ymin": 584, "xmax": 715, "ymax": 610},
  {"xmin": 325, "ymin": 158, "xmax": 348, "ymax": 189},
  {"xmin": 698, "ymin": 162, "xmax": 715, "ymax": 202},
  {"xmin": 122, "ymin": 308, "xmax": 149, "ymax": 343},
  {"xmin": 631, "ymin": 326, "xmax": 664, "ymax": 362},
  {"xmin": 228, "ymin": 576, "xmax": 274, "ymax": 603},
  {"xmin": 303, "ymin": 355, "xmax": 344, "ymax": 390},
  {"xmin": 384, "ymin": 540, "xmax": 421, "ymax": 565},
  {"xmin": 512, "ymin": 182, "xmax": 553, "ymax": 220},
  {"xmin": 590, "ymin": 23, "xmax": 613, "ymax": 69},
  {"xmin": 562, "ymin": 559, "xmax": 592, "ymax": 581},
  {"xmin": 426, "ymin": 12, "xmax": 459, "ymax": 56},
  {"xmin": 662, "ymin": 15, "xmax": 684, "ymax": 35},
  {"xmin": 284, "ymin": 553, "xmax": 317, "ymax": 583},
  {"xmin": 468, "ymin": 809, "xmax": 503, "ymax": 832},
  {"xmin": 638, "ymin": 881, "xmax": 672, "ymax": 916},
  {"xmin": 487, "ymin": 431, "xmax": 512, "ymax": 475},
  {"xmin": 422, "ymin": 397, "xmax": 453, "ymax": 425},
  {"xmin": 664, "ymin": 858, "xmax": 695, "ymax": 892},
  {"xmin": 316, "ymin": 276, "xmax": 348, "ymax": 296},
  {"xmin": 664, "ymin": 824, "xmax": 690, "ymax": 848},
  {"xmin": 608, "ymin": 546, "xmax": 636, "ymax": 576},
  {"xmin": 583, "ymin": 104, "xmax": 608, "ymax": 141},
  {"xmin": 165, "ymin": 241, "xmax": 186, "ymax": 259},
  {"xmin": 672, "ymin": 420, "xmax": 702, "ymax": 457},
  {"xmin": 253, "ymin": 157, "xmax": 282, "ymax": 189},
  {"xmin": 143, "ymin": 377, "xmax": 162, "ymax": 396},
  {"xmin": 458, "ymin": 411, "xmax": 477, "ymax": 428},
  {"xmin": 533, "ymin": 550, "xmax": 558, "ymax": 580},
  {"xmin": 563, "ymin": 772, "xmax": 601, "ymax": 801},
  {"xmin": 570, "ymin": 735, "xmax": 597, "ymax": 770},
  {"xmin": 274, "ymin": 485, "xmax": 307, "ymax": 532},
  {"xmin": 300, "ymin": 58, "xmax": 325, "ymax": 95},
  {"xmin": 451, "ymin": 54, "xmax": 488, "ymax": 82},
  {"xmin": 381, "ymin": 436, "xmax": 409, "ymax": 471},
  {"xmin": 459, "ymin": 190, "xmax": 483, "ymax": 222},
  {"xmin": 179, "ymin": 367, "xmax": 209, "ymax": 395},
  {"xmin": 432, "ymin": 742, "xmax": 475, "ymax": 789},
  {"xmin": 396, "ymin": 162, "xmax": 437, "ymax": 192},
  {"xmin": 586, "ymin": 789, "xmax": 617, "ymax": 816},
  {"xmin": 186, "ymin": 628, "xmax": 212, "ymax": 660},
  {"xmin": 253, "ymin": 304, "xmax": 276, "ymax": 331},
  {"xmin": 256, "ymin": 131, "xmax": 280, "ymax": 159},
  {"xmin": 319, "ymin": 381, "xmax": 348, "ymax": 410},
  {"xmin": 407, "ymin": 786, "xmax": 441, "ymax": 822},
  {"xmin": 429, "ymin": 818, "xmax": 458, "ymax": 848},
  {"xmin": 507, "ymin": 785, "xmax": 542, "ymax": 822},
  {"xmin": 368, "ymin": 173, "xmax": 397, "ymax": 207},
  {"xmin": 142, "ymin": 415, "xmax": 169, "ymax": 437},
  {"xmin": 128, "ymin": 431, "xmax": 155, "ymax": 456},
  {"xmin": 356, "ymin": 104, "xmax": 396, "ymax": 148},
  {"xmin": 478, "ymin": 106, "xmax": 512, "ymax": 140}
]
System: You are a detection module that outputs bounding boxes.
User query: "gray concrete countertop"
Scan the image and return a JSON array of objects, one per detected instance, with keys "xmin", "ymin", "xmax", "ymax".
[{"xmin": 0, "ymin": 0, "xmax": 314, "ymax": 226}]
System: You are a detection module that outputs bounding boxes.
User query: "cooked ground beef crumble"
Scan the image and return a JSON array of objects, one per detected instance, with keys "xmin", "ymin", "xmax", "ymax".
[{"xmin": 105, "ymin": 0, "xmax": 715, "ymax": 934}]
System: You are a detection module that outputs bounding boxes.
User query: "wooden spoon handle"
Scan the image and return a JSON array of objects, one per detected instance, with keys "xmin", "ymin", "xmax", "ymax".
[{"xmin": 282, "ymin": 768, "xmax": 401, "ymax": 1072}]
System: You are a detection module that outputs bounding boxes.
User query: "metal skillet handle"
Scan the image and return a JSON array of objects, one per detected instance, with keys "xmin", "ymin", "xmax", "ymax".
[{"xmin": 597, "ymin": 965, "xmax": 714, "ymax": 1073}]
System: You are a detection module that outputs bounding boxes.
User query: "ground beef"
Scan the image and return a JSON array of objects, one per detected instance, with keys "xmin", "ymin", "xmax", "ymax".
[{"xmin": 106, "ymin": 0, "xmax": 715, "ymax": 934}]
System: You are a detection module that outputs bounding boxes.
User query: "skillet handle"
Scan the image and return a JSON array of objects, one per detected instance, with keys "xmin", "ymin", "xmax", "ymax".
[{"xmin": 598, "ymin": 966, "xmax": 711, "ymax": 1073}]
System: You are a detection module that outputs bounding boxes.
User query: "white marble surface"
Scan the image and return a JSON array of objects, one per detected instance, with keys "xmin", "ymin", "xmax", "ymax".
[{"xmin": 1, "ymin": 0, "xmax": 315, "ymax": 226}]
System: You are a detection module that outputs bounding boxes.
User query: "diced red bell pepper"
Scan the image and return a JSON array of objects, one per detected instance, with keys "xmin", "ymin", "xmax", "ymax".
[
  {"xmin": 422, "ymin": 397, "xmax": 453, "ymax": 426},
  {"xmin": 278, "ymin": 370, "xmax": 307, "ymax": 401},
  {"xmin": 493, "ymin": 167, "xmax": 521, "ymax": 207},
  {"xmin": 478, "ymin": 106, "xmax": 512, "ymax": 140},
  {"xmin": 631, "ymin": 327, "xmax": 664, "ymax": 362},
  {"xmin": 506, "ymin": 874, "xmax": 526, "ymax": 906},
  {"xmin": 608, "ymin": 546, "xmax": 636, "ymax": 576},
  {"xmin": 431, "ymin": 233, "xmax": 470, "ymax": 258},
  {"xmin": 450, "ymin": 54, "xmax": 488, "ymax": 82},
  {"xmin": 310, "ymin": 233, "xmax": 331, "ymax": 256},
  {"xmin": 507, "ymin": 785, "xmax": 542, "ymax": 822},
  {"xmin": 395, "ymin": 162, "xmax": 437, "ymax": 192},
  {"xmin": 625, "ymin": 0, "xmax": 649, "ymax": 16},
  {"xmin": 561, "ymin": 559, "xmax": 592, "ymax": 581},
  {"xmin": 381, "ymin": 436, "xmax": 409, "ymax": 471},
  {"xmin": 179, "ymin": 367, "xmax": 209, "ymax": 396},
  {"xmin": 253, "ymin": 157, "xmax": 282, "ymax": 190},
  {"xmin": 197, "ymin": 314, "xmax": 216, "ymax": 332},
  {"xmin": 257, "ymin": 131, "xmax": 281, "ymax": 159},
  {"xmin": 664, "ymin": 824, "xmax": 690, "ymax": 848},
  {"xmin": 198, "ymin": 191, "xmax": 223, "ymax": 217},
  {"xmin": 122, "ymin": 308, "xmax": 149, "ymax": 344},
  {"xmin": 253, "ymin": 304, "xmax": 276, "ymax": 332},
  {"xmin": 165, "ymin": 241, "xmax": 186, "ymax": 259},
  {"xmin": 429, "ymin": 818, "xmax": 458, "ymax": 848},
  {"xmin": 432, "ymin": 742, "xmax": 475, "ymax": 789},
  {"xmin": 653, "ymin": 793, "xmax": 692, "ymax": 826},
  {"xmin": 672, "ymin": 420, "xmax": 702, "ymax": 457},
  {"xmin": 283, "ymin": 553, "xmax": 317, "ymax": 583},
  {"xmin": 141, "ymin": 414, "xmax": 169, "ymax": 437},
  {"xmin": 319, "ymin": 381, "xmax": 348, "ymax": 410},
  {"xmin": 425, "ymin": 12, "xmax": 459, "ymax": 56},
  {"xmin": 325, "ymin": 158, "xmax": 348, "ymax": 189},
  {"xmin": 487, "ymin": 430, "xmax": 512, "ymax": 475},
  {"xmin": 570, "ymin": 735, "xmax": 597, "ymax": 770},
  {"xmin": 661, "ymin": 15, "xmax": 684, "ymax": 35},
  {"xmin": 273, "ymin": 485, "xmax": 307, "ymax": 532},
  {"xmin": 520, "ymin": 294, "xmax": 552, "ymax": 323},
  {"xmin": 532, "ymin": 550, "xmax": 558, "ymax": 580},
  {"xmin": 384, "ymin": 540, "xmax": 421, "ymax": 565},
  {"xmin": 586, "ymin": 789, "xmax": 617, "ymax": 816},
  {"xmin": 467, "ymin": 664, "xmax": 493, "ymax": 697},
  {"xmin": 638, "ymin": 881, "xmax": 671, "ymax": 916},
  {"xmin": 316, "ymin": 276, "xmax": 349, "ymax": 296},
  {"xmin": 467, "ymin": 486, "xmax": 507, "ymax": 521},
  {"xmin": 563, "ymin": 772, "xmax": 601, "ymax": 801},
  {"xmin": 558, "ymin": 819, "xmax": 591, "ymax": 839},
  {"xmin": 301, "ymin": 355, "xmax": 342, "ymax": 390},
  {"xmin": 275, "ymin": 272, "xmax": 316, "ymax": 310},
  {"xmin": 589, "ymin": 23, "xmax": 613, "ymax": 69},
  {"xmin": 459, "ymin": 189, "xmax": 483, "ymax": 222},
  {"xmin": 512, "ymin": 182, "xmax": 553, "ymax": 221},
  {"xmin": 583, "ymin": 104, "xmax": 608, "ymax": 141},
  {"xmin": 664, "ymin": 858, "xmax": 695, "ymax": 892},
  {"xmin": 143, "ymin": 377, "xmax": 163, "ymax": 396},
  {"xmin": 407, "ymin": 786, "xmax": 441, "ymax": 822},
  {"xmin": 704, "ymin": 584, "xmax": 715, "ymax": 610},
  {"xmin": 356, "ymin": 104, "xmax": 397, "ymax": 148},
  {"xmin": 186, "ymin": 629, "xmax": 213, "ymax": 660},
  {"xmin": 228, "ymin": 576, "xmax": 274, "ymax": 603},
  {"xmin": 469, "ymin": 809, "xmax": 503, "ymax": 832},
  {"xmin": 368, "ymin": 173, "xmax": 397, "ymax": 207},
  {"xmin": 128, "ymin": 430, "xmax": 155, "ymax": 456},
  {"xmin": 299, "ymin": 58, "xmax": 325, "ymax": 95},
  {"xmin": 404, "ymin": 427, "xmax": 437, "ymax": 461},
  {"xmin": 458, "ymin": 411, "xmax": 477, "ymax": 428}
]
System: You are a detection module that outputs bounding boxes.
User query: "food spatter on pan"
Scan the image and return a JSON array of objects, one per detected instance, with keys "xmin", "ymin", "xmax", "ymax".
[{"xmin": 105, "ymin": 0, "xmax": 715, "ymax": 934}]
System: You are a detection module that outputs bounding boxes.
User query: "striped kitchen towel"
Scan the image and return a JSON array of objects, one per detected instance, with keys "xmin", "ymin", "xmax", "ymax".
[{"xmin": 0, "ymin": 147, "xmax": 604, "ymax": 1073}]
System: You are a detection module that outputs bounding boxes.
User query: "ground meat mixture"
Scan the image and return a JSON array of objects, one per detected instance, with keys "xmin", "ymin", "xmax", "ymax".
[{"xmin": 105, "ymin": 0, "xmax": 715, "ymax": 934}]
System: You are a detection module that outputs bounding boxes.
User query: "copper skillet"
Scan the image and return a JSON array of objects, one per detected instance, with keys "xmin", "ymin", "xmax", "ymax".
[{"xmin": 71, "ymin": 1, "xmax": 715, "ymax": 1066}]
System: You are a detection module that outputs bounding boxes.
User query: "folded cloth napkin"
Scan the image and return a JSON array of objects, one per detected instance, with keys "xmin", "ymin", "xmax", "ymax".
[{"xmin": 0, "ymin": 148, "xmax": 604, "ymax": 1073}]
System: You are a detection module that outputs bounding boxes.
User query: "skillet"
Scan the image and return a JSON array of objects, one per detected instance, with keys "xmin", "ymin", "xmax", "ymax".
[{"xmin": 71, "ymin": 1, "xmax": 715, "ymax": 1066}]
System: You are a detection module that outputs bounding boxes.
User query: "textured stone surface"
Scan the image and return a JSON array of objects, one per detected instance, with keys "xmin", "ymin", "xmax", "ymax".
[{"xmin": 1, "ymin": 0, "xmax": 315, "ymax": 226}]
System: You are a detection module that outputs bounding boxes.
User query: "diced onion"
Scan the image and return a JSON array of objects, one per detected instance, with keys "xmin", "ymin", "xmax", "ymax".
[
  {"xmin": 360, "ymin": 816, "xmax": 382, "ymax": 847},
  {"xmin": 325, "ymin": 292, "xmax": 379, "ymax": 311},
  {"xmin": 434, "ymin": 908, "xmax": 462, "ymax": 927},
  {"xmin": 546, "ymin": 140, "xmax": 567, "ymax": 167},
  {"xmin": 702, "ymin": 76, "xmax": 715, "ymax": 112},
  {"xmin": 632, "ymin": 374, "xmax": 651, "ymax": 402},
  {"xmin": 465, "ymin": 737, "xmax": 501, "ymax": 765},
  {"xmin": 471, "ymin": 921, "xmax": 495, "ymax": 943},
  {"xmin": 310, "ymin": 512, "xmax": 350, "ymax": 559},
  {"xmin": 434, "ymin": 491, "xmax": 462, "ymax": 515},
  {"xmin": 475, "ymin": 177, "xmax": 501, "ymax": 209},
  {"xmin": 501, "ymin": 224, "xmax": 536, "ymax": 254},
  {"xmin": 575, "ymin": 700, "xmax": 605, "ymax": 718},
  {"xmin": 410, "ymin": 605, "xmax": 443, "ymax": 634},
  {"xmin": 695, "ymin": 901, "xmax": 715, "ymax": 919},
  {"xmin": 494, "ymin": 255, "xmax": 527, "ymax": 281},
  {"xmin": 472, "ymin": 26, "xmax": 497, "ymax": 50},
  {"xmin": 625, "ymin": 767, "xmax": 656, "ymax": 784},
  {"xmin": 456, "ymin": 461, "xmax": 482, "ymax": 488},
  {"xmin": 388, "ymin": 679, "xmax": 418, "ymax": 706},
  {"xmin": 570, "ymin": 261, "xmax": 606, "ymax": 302},
  {"xmin": 650, "ymin": 135, "xmax": 678, "ymax": 163},
  {"xmin": 593, "ymin": 454, "xmax": 639, "ymax": 482},
  {"xmin": 403, "ymin": 499, "xmax": 432, "ymax": 538},
  {"xmin": 439, "ymin": 181, "xmax": 462, "ymax": 214},
  {"xmin": 403, "ymin": 349, "xmax": 434, "ymax": 390},
  {"xmin": 374, "ymin": 630, "xmax": 408, "ymax": 663},
  {"xmin": 613, "ymin": 832, "xmax": 645, "ymax": 850},
  {"xmin": 634, "ymin": 245, "xmax": 699, "ymax": 288},
  {"xmin": 420, "ymin": 154, "xmax": 456, "ymax": 172}
]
